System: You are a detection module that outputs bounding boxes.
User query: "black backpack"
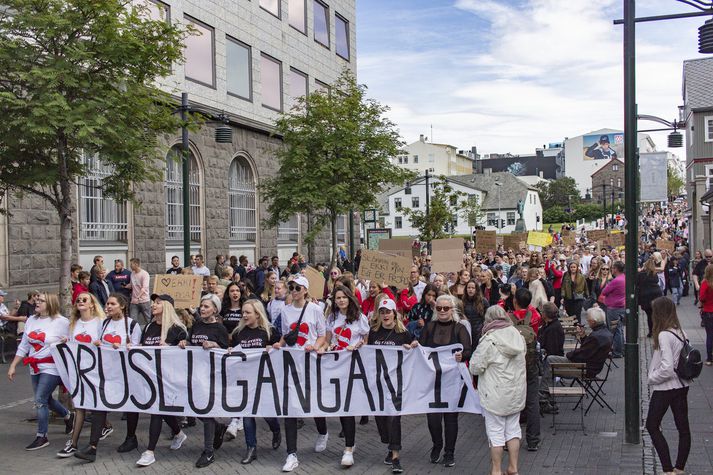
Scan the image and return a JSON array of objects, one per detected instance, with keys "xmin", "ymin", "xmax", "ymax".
[{"xmin": 666, "ymin": 330, "xmax": 702, "ymax": 381}]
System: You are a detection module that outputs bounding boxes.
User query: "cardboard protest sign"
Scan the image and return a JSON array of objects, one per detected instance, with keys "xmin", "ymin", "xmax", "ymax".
[
  {"xmin": 527, "ymin": 231, "xmax": 552, "ymax": 247},
  {"xmin": 152, "ymin": 274, "xmax": 203, "ymax": 309},
  {"xmin": 608, "ymin": 232, "xmax": 625, "ymax": 247},
  {"xmin": 562, "ymin": 233, "xmax": 576, "ymax": 247},
  {"xmin": 656, "ymin": 239, "xmax": 675, "ymax": 252},
  {"xmin": 587, "ymin": 229, "xmax": 608, "ymax": 241},
  {"xmin": 431, "ymin": 238, "xmax": 465, "ymax": 273},
  {"xmin": 378, "ymin": 239, "xmax": 413, "ymax": 258},
  {"xmin": 359, "ymin": 250, "xmax": 413, "ymax": 288},
  {"xmin": 304, "ymin": 266, "xmax": 326, "ymax": 300},
  {"xmin": 474, "ymin": 231, "xmax": 497, "ymax": 253},
  {"xmin": 503, "ymin": 233, "xmax": 527, "ymax": 250}
]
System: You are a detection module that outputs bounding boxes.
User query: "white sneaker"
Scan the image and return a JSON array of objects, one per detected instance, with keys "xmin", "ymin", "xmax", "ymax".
[
  {"xmin": 237, "ymin": 417, "xmax": 244, "ymax": 431},
  {"xmin": 170, "ymin": 431, "xmax": 187, "ymax": 450},
  {"xmin": 225, "ymin": 419, "xmax": 239, "ymax": 441},
  {"xmin": 282, "ymin": 453, "xmax": 299, "ymax": 472},
  {"xmin": 314, "ymin": 433, "xmax": 329, "ymax": 453},
  {"xmin": 341, "ymin": 449, "xmax": 355, "ymax": 467},
  {"xmin": 136, "ymin": 450, "xmax": 156, "ymax": 466}
]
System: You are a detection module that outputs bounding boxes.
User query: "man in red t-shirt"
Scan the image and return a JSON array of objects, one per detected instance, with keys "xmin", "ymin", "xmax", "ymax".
[{"xmin": 512, "ymin": 287, "xmax": 542, "ymax": 335}]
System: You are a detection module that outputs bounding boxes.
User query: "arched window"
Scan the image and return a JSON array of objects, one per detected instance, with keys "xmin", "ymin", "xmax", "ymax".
[
  {"xmin": 79, "ymin": 153, "xmax": 128, "ymax": 242},
  {"xmin": 229, "ymin": 156, "xmax": 256, "ymax": 242},
  {"xmin": 165, "ymin": 146, "xmax": 201, "ymax": 242}
]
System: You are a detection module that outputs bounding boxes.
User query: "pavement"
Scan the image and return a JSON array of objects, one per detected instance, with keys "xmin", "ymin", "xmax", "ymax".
[{"xmin": 0, "ymin": 296, "xmax": 712, "ymax": 474}]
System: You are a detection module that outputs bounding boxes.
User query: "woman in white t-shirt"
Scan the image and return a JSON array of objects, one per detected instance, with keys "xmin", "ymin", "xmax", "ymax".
[
  {"xmin": 272, "ymin": 275, "xmax": 327, "ymax": 473},
  {"xmin": 324, "ymin": 285, "xmax": 369, "ymax": 468},
  {"xmin": 7, "ymin": 292, "xmax": 72, "ymax": 451},
  {"xmin": 57, "ymin": 292, "xmax": 107, "ymax": 458}
]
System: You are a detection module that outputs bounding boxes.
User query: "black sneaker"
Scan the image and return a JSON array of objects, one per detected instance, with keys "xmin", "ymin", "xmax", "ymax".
[
  {"xmin": 195, "ymin": 450, "xmax": 215, "ymax": 468},
  {"xmin": 213, "ymin": 424, "xmax": 227, "ymax": 450},
  {"xmin": 392, "ymin": 458, "xmax": 404, "ymax": 473},
  {"xmin": 384, "ymin": 451, "xmax": 393, "ymax": 465},
  {"xmin": 56, "ymin": 440, "xmax": 76, "ymax": 457},
  {"xmin": 359, "ymin": 415, "xmax": 369, "ymax": 425},
  {"xmin": 338, "ymin": 430, "xmax": 344, "ymax": 438},
  {"xmin": 443, "ymin": 452, "xmax": 455, "ymax": 467},
  {"xmin": 64, "ymin": 413, "xmax": 75, "ymax": 434},
  {"xmin": 541, "ymin": 402, "xmax": 559, "ymax": 415},
  {"xmin": 26, "ymin": 436, "xmax": 49, "ymax": 451},
  {"xmin": 99, "ymin": 426, "xmax": 114, "ymax": 440},
  {"xmin": 296, "ymin": 418, "xmax": 305, "ymax": 430},
  {"xmin": 116, "ymin": 435, "xmax": 138, "ymax": 453},
  {"xmin": 527, "ymin": 444, "xmax": 539, "ymax": 452},
  {"xmin": 430, "ymin": 446, "xmax": 442, "ymax": 463},
  {"xmin": 74, "ymin": 445, "xmax": 96, "ymax": 462}
]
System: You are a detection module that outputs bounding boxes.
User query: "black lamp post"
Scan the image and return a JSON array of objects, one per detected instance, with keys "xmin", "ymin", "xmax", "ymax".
[{"xmin": 615, "ymin": 0, "xmax": 713, "ymax": 445}]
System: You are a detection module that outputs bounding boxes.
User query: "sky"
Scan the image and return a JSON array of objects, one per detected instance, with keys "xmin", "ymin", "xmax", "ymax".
[{"xmin": 356, "ymin": 0, "xmax": 708, "ymax": 158}]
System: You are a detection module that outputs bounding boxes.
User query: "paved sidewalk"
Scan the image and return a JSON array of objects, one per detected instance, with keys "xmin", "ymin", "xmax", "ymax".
[{"xmin": 0, "ymin": 297, "xmax": 711, "ymax": 474}]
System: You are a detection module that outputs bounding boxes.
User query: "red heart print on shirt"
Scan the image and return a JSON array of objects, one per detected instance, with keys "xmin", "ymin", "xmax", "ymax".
[
  {"xmin": 74, "ymin": 333, "xmax": 92, "ymax": 343},
  {"xmin": 289, "ymin": 322, "xmax": 309, "ymax": 347},
  {"xmin": 28, "ymin": 330, "xmax": 46, "ymax": 352},
  {"xmin": 334, "ymin": 326, "xmax": 352, "ymax": 350},
  {"xmin": 103, "ymin": 333, "xmax": 122, "ymax": 345}
]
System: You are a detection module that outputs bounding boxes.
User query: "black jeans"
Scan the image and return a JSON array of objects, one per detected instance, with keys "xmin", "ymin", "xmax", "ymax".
[
  {"xmin": 284, "ymin": 417, "xmax": 327, "ymax": 455},
  {"xmin": 375, "ymin": 415, "xmax": 402, "ymax": 451},
  {"xmin": 201, "ymin": 418, "xmax": 220, "ymax": 452},
  {"xmin": 148, "ymin": 415, "xmax": 180, "ymax": 451},
  {"xmin": 88, "ymin": 411, "xmax": 107, "ymax": 447},
  {"xmin": 339, "ymin": 416, "xmax": 356, "ymax": 448},
  {"xmin": 645, "ymin": 386, "xmax": 690, "ymax": 473},
  {"xmin": 643, "ymin": 307, "xmax": 654, "ymax": 336},
  {"xmin": 427, "ymin": 412, "xmax": 458, "ymax": 455},
  {"xmin": 524, "ymin": 370, "xmax": 540, "ymax": 448},
  {"xmin": 702, "ymin": 312, "xmax": 713, "ymax": 361}
]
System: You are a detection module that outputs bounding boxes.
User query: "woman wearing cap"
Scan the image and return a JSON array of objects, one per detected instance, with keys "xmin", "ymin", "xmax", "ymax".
[
  {"xmin": 324, "ymin": 285, "xmax": 370, "ymax": 468},
  {"xmin": 178, "ymin": 294, "xmax": 229, "ymax": 468},
  {"xmin": 369, "ymin": 298, "xmax": 414, "ymax": 474},
  {"xmin": 57, "ymin": 293, "xmax": 108, "ymax": 458},
  {"xmin": 229, "ymin": 299, "xmax": 281, "ymax": 463},
  {"xmin": 7, "ymin": 292, "xmax": 73, "ymax": 451},
  {"xmin": 361, "ymin": 281, "xmax": 395, "ymax": 319},
  {"xmin": 272, "ymin": 275, "xmax": 327, "ymax": 473},
  {"xmin": 561, "ymin": 262, "xmax": 588, "ymax": 323},
  {"xmin": 416, "ymin": 294, "xmax": 472, "ymax": 468}
]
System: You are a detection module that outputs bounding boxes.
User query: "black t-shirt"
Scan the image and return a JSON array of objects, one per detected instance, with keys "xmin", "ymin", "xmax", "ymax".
[
  {"xmin": 694, "ymin": 259, "xmax": 708, "ymax": 281},
  {"xmin": 368, "ymin": 326, "xmax": 413, "ymax": 346},
  {"xmin": 189, "ymin": 320, "xmax": 229, "ymax": 349},
  {"xmin": 141, "ymin": 322, "xmax": 187, "ymax": 346},
  {"xmin": 166, "ymin": 267, "xmax": 182, "ymax": 275},
  {"xmin": 221, "ymin": 308, "xmax": 242, "ymax": 334},
  {"xmin": 231, "ymin": 326, "xmax": 278, "ymax": 349}
]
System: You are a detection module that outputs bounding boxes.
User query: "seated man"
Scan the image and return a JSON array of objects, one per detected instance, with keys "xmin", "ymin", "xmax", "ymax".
[
  {"xmin": 538, "ymin": 307, "xmax": 613, "ymax": 413},
  {"xmin": 538, "ymin": 302, "xmax": 565, "ymax": 357}
]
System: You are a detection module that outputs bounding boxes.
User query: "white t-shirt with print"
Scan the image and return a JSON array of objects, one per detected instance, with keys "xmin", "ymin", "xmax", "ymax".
[
  {"xmin": 326, "ymin": 312, "xmax": 370, "ymax": 350},
  {"xmin": 16, "ymin": 315, "xmax": 69, "ymax": 375},
  {"xmin": 71, "ymin": 318, "xmax": 103, "ymax": 344},
  {"xmin": 100, "ymin": 317, "xmax": 142, "ymax": 347},
  {"xmin": 280, "ymin": 302, "xmax": 326, "ymax": 348}
]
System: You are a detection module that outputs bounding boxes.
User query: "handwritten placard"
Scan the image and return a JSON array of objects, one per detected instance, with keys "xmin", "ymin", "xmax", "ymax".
[
  {"xmin": 378, "ymin": 238, "xmax": 413, "ymax": 258},
  {"xmin": 152, "ymin": 274, "xmax": 203, "ymax": 309},
  {"xmin": 527, "ymin": 231, "xmax": 552, "ymax": 247},
  {"xmin": 503, "ymin": 233, "xmax": 527, "ymax": 250},
  {"xmin": 608, "ymin": 232, "xmax": 625, "ymax": 247},
  {"xmin": 588, "ymin": 229, "xmax": 608, "ymax": 242},
  {"xmin": 562, "ymin": 233, "xmax": 576, "ymax": 247},
  {"xmin": 474, "ymin": 230, "xmax": 497, "ymax": 253},
  {"xmin": 431, "ymin": 238, "xmax": 465, "ymax": 273},
  {"xmin": 303, "ymin": 266, "xmax": 326, "ymax": 300},
  {"xmin": 359, "ymin": 250, "xmax": 413, "ymax": 288},
  {"xmin": 656, "ymin": 239, "xmax": 675, "ymax": 252}
]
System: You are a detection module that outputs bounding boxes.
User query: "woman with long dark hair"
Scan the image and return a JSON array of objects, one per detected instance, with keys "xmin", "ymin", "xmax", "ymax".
[
  {"xmin": 449, "ymin": 269, "xmax": 470, "ymax": 299},
  {"xmin": 221, "ymin": 282, "xmax": 244, "ymax": 334},
  {"xmin": 461, "ymin": 279, "xmax": 488, "ymax": 346},
  {"xmin": 637, "ymin": 258, "xmax": 664, "ymax": 338},
  {"xmin": 646, "ymin": 296, "xmax": 691, "ymax": 475},
  {"xmin": 561, "ymin": 262, "xmax": 588, "ymax": 323},
  {"xmin": 324, "ymin": 285, "xmax": 370, "ymax": 467},
  {"xmin": 407, "ymin": 283, "xmax": 438, "ymax": 338}
]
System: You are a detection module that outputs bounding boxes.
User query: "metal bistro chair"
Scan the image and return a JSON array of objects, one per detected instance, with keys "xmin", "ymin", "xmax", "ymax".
[
  {"xmin": 548, "ymin": 362, "xmax": 587, "ymax": 435},
  {"xmin": 574, "ymin": 354, "xmax": 616, "ymax": 416}
]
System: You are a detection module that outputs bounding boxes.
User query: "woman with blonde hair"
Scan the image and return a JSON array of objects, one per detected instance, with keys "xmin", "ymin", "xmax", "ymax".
[
  {"xmin": 637, "ymin": 258, "xmax": 664, "ymax": 338},
  {"xmin": 7, "ymin": 293, "xmax": 73, "ymax": 450},
  {"xmin": 526, "ymin": 268, "xmax": 548, "ymax": 311},
  {"xmin": 260, "ymin": 271, "xmax": 277, "ymax": 305},
  {"xmin": 57, "ymin": 292, "xmax": 107, "ymax": 458},
  {"xmin": 480, "ymin": 269, "xmax": 500, "ymax": 307},
  {"xmin": 230, "ymin": 299, "xmax": 282, "ymax": 463},
  {"xmin": 323, "ymin": 267, "xmax": 342, "ymax": 299}
]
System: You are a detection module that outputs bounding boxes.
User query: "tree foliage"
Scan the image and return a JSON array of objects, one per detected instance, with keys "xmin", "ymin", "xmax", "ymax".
[
  {"xmin": 403, "ymin": 179, "xmax": 470, "ymax": 242},
  {"xmin": 261, "ymin": 69, "xmax": 414, "ymax": 266},
  {"xmin": 667, "ymin": 164, "xmax": 684, "ymax": 198},
  {"xmin": 535, "ymin": 177, "xmax": 581, "ymax": 209},
  {"xmin": 0, "ymin": 0, "xmax": 189, "ymax": 306}
]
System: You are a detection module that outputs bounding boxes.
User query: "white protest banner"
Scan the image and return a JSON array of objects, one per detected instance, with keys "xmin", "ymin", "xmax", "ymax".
[
  {"xmin": 358, "ymin": 250, "xmax": 412, "ymax": 288},
  {"xmin": 51, "ymin": 343, "xmax": 481, "ymax": 418},
  {"xmin": 152, "ymin": 274, "xmax": 203, "ymax": 309}
]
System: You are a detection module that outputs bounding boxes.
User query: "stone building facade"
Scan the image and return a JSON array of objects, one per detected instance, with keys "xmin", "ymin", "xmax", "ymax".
[
  {"xmin": 590, "ymin": 158, "xmax": 625, "ymax": 206},
  {"xmin": 0, "ymin": 0, "xmax": 358, "ymax": 295}
]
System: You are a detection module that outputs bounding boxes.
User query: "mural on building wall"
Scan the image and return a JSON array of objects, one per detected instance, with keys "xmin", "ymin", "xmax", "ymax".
[
  {"xmin": 507, "ymin": 162, "xmax": 526, "ymax": 176},
  {"xmin": 583, "ymin": 133, "xmax": 624, "ymax": 161}
]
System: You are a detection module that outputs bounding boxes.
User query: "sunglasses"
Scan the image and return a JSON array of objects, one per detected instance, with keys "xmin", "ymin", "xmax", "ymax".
[
  {"xmin": 76, "ymin": 297, "xmax": 90, "ymax": 304},
  {"xmin": 601, "ymin": 267, "xmax": 610, "ymax": 270},
  {"xmin": 436, "ymin": 306, "xmax": 452, "ymax": 312},
  {"xmin": 288, "ymin": 284, "xmax": 303, "ymax": 292}
]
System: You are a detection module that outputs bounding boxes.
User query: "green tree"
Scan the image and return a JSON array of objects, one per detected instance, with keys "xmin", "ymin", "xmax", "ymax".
[
  {"xmin": 0, "ymin": 0, "xmax": 189, "ymax": 308},
  {"xmin": 535, "ymin": 177, "xmax": 581, "ymax": 209},
  {"xmin": 261, "ymin": 70, "xmax": 414, "ymax": 267},
  {"xmin": 668, "ymin": 164, "xmax": 685, "ymax": 198},
  {"xmin": 404, "ymin": 179, "xmax": 464, "ymax": 243}
]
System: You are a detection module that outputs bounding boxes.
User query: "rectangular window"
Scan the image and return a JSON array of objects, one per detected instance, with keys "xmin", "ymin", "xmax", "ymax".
[
  {"xmin": 487, "ymin": 213, "xmax": 497, "ymax": 227},
  {"xmin": 403, "ymin": 156, "xmax": 408, "ymax": 164},
  {"xmin": 612, "ymin": 164, "xmax": 619, "ymax": 171},
  {"xmin": 413, "ymin": 155, "xmax": 419, "ymax": 164},
  {"xmin": 288, "ymin": 67, "xmax": 308, "ymax": 105},
  {"xmin": 395, "ymin": 216, "xmax": 402, "ymax": 229},
  {"xmin": 260, "ymin": 0, "xmax": 280, "ymax": 18},
  {"xmin": 335, "ymin": 13, "xmax": 349, "ymax": 60},
  {"xmin": 260, "ymin": 53, "xmax": 282, "ymax": 111},
  {"xmin": 289, "ymin": 0, "xmax": 306, "ymax": 33},
  {"xmin": 184, "ymin": 16, "xmax": 215, "ymax": 87},
  {"xmin": 336, "ymin": 214, "xmax": 347, "ymax": 244},
  {"xmin": 278, "ymin": 215, "xmax": 299, "ymax": 243},
  {"xmin": 412, "ymin": 197, "xmax": 419, "ymax": 208},
  {"xmin": 706, "ymin": 165, "xmax": 713, "ymax": 190},
  {"xmin": 705, "ymin": 116, "xmax": 713, "ymax": 142},
  {"xmin": 428, "ymin": 153, "xmax": 435, "ymax": 163},
  {"xmin": 404, "ymin": 185, "xmax": 411, "ymax": 194},
  {"xmin": 507, "ymin": 212, "xmax": 516, "ymax": 226},
  {"xmin": 79, "ymin": 153, "xmax": 128, "ymax": 242},
  {"xmin": 394, "ymin": 198, "xmax": 402, "ymax": 210},
  {"xmin": 226, "ymin": 37, "xmax": 251, "ymax": 100},
  {"xmin": 314, "ymin": 0, "xmax": 329, "ymax": 48},
  {"xmin": 397, "ymin": 157, "xmax": 403, "ymax": 164}
]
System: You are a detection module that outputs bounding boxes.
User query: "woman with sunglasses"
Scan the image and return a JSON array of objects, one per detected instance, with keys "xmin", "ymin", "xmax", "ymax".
[
  {"xmin": 229, "ymin": 299, "xmax": 281, "ymax": 464},
  {"xmin": 369, "ymin": 298, "xmax": 415, "ymax": 474},
  {"xmin": 178, "ymin": 294, "xmax": 229, "ymax": 468},
  {"xmin": 7, "ymin": 293, "xmax": 73, "ymax": 450},
  {"xmin": 272, "ymin": 275, "xmax": 327, "ymax": 473},
  {"xmin": 415, "ymin": 294, "xmax": 472, "ymax": 468},
  {"xmin": 324, "ymin": 267, "xmax": 342, "ymax": 300},
  {"xmin": 57, "ymin": 293, "xmax": 108, "ymax": 458},
  {"xmin": 324, "ymin": 285, "xmax": 370, "ymax": 468},
  {"xmin": 593, "ymin": 264, "xmax": 613, "ymax": 312}
]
